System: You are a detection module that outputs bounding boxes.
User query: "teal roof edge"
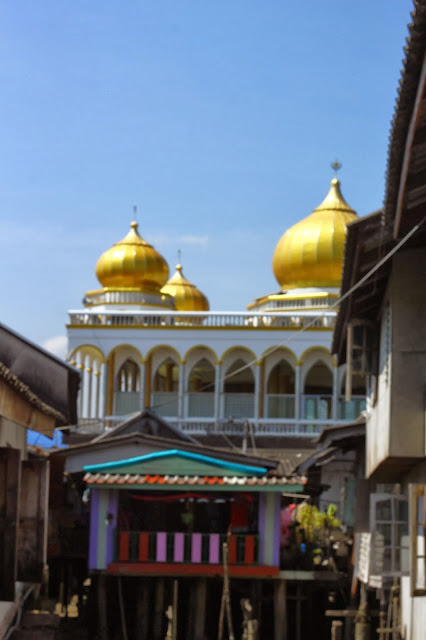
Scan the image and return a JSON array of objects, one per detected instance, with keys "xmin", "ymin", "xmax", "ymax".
[{"xmin": 84, "ymin": 448, "xmax": 268, "ymax": 476}]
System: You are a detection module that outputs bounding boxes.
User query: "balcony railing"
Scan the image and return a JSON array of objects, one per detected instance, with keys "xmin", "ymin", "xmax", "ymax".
[
  {"xmin": 116, "ymin": 531, "xmax": 259, "ymax": 566},
  {"xmin": 68, "ymin": 309, "xmax": 336, "ymax": 330},
  {"xmin": 266, "ymin": 394, "xmax": 295, "ymax": 418},
  {"xmin": 338, "ymin": 396, "xmax": 366, "ymax": 420},
  {"xmin": 188, "ymin": 393, "xmax": 215, "ymax": 417},
  {"xmin": 114, "ymin": 391, "xmax": 141, "ymax": 415},
  {"xmin": 303, "ymin": 395, "xmax": 332, "ymax": 420},
  {"xmin": 151, "ymin": 392, "xmax": 179, "ymax": 417},
  {"xmin": 223, "ymin": 393, "xmax": 255, "ymax": 418}
]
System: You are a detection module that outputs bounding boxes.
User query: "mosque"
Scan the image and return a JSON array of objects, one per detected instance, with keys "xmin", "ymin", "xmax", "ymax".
[{"xmin": 67, "ymin": 175, "xmax": 366, "ymax": 445}]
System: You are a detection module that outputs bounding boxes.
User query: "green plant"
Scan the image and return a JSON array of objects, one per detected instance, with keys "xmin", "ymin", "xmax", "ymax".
[{"xmin": 296, "ymin": 502, "xmax": 341, "ymax": 544}]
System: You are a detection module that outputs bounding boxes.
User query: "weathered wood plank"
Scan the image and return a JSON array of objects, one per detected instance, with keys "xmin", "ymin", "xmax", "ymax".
[
  {"xmin": 0, "ymin": 447, "xmax": 21, "ymax": 600},
  {"xmin": 17, "ymin": 459, "xmax": 49, "ymax": 582}
]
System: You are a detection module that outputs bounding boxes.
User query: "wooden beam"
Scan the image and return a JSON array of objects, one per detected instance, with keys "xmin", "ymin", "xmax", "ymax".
[{"xmin": 107, "ymin": 562, "xmax": 279, "ymax": 578}]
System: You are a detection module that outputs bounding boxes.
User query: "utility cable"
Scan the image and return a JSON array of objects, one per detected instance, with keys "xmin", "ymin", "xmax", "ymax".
[{"xmin": 149, "ymin": 216, "xmax": 425, "ymax": 412}]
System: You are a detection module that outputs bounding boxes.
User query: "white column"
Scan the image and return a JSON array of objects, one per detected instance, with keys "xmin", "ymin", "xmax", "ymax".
[
  {"xmin": 178, "ymin": 363, "xmax": 185, "ymax": 420},
  {"xmin": 85, "ymin": 358, "xmax": 93, "ymax": 419},
  {"xmin": 214, "ymin": 363, "xmax": 221, "ymax": 424},
  {"xmin": 94, "ymin": 367, "xmax": 101, "ymax": 418},
  {"xmin": 254, "ymin": 363, "xmax": 261, "ymax": 428},
  {"xmin": 76, "ymin": 353, "xmax": 84, "ymax": 421},
  {"xmin": 332, "ymin": 365, "xmax": 339, "ymax": 420},
  {"xmin": 139, "ymin": 362, "xmax": 145, "ymax": 410},
  {"xmin": 100, "ymin": 362, "xmax": 108, "ymax": 418},
  {"xmin": 295, "ymin": 364, "xmax": 302, "ymax": 420}
]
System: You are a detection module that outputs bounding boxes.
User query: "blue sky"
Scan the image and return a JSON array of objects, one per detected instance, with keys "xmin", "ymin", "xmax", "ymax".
[{"xmin": 0, "ymin": 0, "xmax": 413, "ymax": 357}]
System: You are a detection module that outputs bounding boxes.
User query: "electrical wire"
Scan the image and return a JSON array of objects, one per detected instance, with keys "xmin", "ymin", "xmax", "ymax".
[
  {"xmin": 149, "ymin": 216, "xmax": 425, "ymax": 412},
  {"xmin": 71, "ymin": 216, "xmax": 424, "ymax": 420}
]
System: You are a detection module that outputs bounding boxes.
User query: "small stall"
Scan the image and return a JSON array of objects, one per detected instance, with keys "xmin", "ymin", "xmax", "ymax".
[{"xmin": 84, "ymin": 448, "xmax": 305, "ymax": 578}]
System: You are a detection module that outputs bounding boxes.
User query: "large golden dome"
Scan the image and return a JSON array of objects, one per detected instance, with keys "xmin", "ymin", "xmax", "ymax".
[
  {"xmin": 272, "ymin": 178, "xmax": 357, "ymax": 290},
  {"xmin": 161, "ymin": 263, "xmax": 209, "ymax": 311},
  {"xmin": 95, "ymin": 221, "xmax": 169, "ymax": 293}
]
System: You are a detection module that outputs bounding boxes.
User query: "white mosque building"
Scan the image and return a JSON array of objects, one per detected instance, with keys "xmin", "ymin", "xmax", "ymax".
[{"xmin": 67, "ymin": 176, "xmax": 366, "ymax": 439}]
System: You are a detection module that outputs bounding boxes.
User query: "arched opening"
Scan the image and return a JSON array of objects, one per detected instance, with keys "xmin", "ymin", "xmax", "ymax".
[
  {"xmin": 303, "ymin": 360, "xmax": 333, "ymax": 420},
  {"xmin": 117, "ymin": 359, "xmax": 140, "ymax": 392},
  {"xmin": 114, "ymin": 358, "xmax": 141, "ymax": 416},
  {"xmin": 223, "ymin": 359, "xmax": 255, "ymax": 418},
  {"xmin": 338, "ymin": 371, "xmax": 367, "ymax": 420},
  {"xmin": 188, "ymin": 358, "xmax": 215, "ymax": 417},
  {"xmin": 152, "ymin": 358, "xmax": 179, "ymax": 417},
  {"xmin": 267, "ymin": 360, "xmax": 295, "ymax": 418}
]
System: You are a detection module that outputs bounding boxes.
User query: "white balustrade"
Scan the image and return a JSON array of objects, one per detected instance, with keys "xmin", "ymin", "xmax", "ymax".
[{"xmin": 68, "ymin": 309, "xmax": 336, "ymax": 330}]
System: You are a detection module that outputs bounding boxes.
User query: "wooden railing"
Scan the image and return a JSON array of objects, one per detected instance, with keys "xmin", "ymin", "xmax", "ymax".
[{"xmin": 116, "ymin": 531, "xmax": 259, "ymax": 565}]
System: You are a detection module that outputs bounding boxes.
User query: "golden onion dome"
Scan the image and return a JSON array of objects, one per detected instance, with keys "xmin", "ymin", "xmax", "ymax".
[
  {"xmin": 95, "ymin": 221, "xmax": 169, "ymax": 292},
  {"xmin": 272, "ymin": 178, "xmax": 358, "ymax": 290},
  {"xmin": 161, "ymin": 263, "xmax": 209, "ymax": 311}
]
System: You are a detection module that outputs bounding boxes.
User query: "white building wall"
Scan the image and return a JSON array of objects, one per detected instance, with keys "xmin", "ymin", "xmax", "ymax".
[
  {"xmin": 68, "ymin": 325, "xmax": 334, "ymax": 365},
  {"xmin": 366, "ymin": 294, "xmax": 392, "ymax": 476},
  {"xmin": 401, "ymin": 576, "xmax": 426, "ymax": 640}
]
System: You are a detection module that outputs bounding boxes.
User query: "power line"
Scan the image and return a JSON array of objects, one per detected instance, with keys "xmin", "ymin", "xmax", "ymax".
[{"xmin": 149, "ymin": 216, "xmax": 424, "ymax": 412}]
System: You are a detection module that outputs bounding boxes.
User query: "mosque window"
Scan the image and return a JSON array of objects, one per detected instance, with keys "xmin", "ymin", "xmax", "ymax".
[
  {"xmin": 303, "ymin": 361, "xmax": 333, "ymax": 420},
  {"xmin": 154, "ymin": 358, "xmax": 179, "ymax": 392},
  {"xmin": 224, "ymin": 359, "xmax": 254, "ymax": 394},
  {"xmin": 267, "ymin": 361, "xmax": 295, "ymax": 418},
  {"xmin": 117, "ymin": 359, "xmax": 140, "ymax": 392},
  {"xmin": 188, "ymin": 358, "xmax": 215, "ymax": 393},
  {"xmin": 267, "ymin": 361, "xmax": 295, "ymax": 394}
]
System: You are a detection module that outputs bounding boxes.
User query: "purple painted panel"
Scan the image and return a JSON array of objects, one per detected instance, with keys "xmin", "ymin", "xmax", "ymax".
[
  {"xmin": 191, "ymin": 533, "xmax": 202, "ymax": 563},
  {"xmin": 272, "ymin": 493, "xmax": 281, "ymax": 567},
  {"xmin": 258, "ymin": 494, "xmax": 266, "ymax": 564},
  {"xmin": 209, "ymin": 533, "xmax": 220, "ymax": 564},
  {"xmin": 174, "ymin": 533, "xmax": 184, "ymax": 562},
  {"xmin": 106, "ymin": 490, "xmax": 118, "ymax": 565},
  {"xmin": 156, "ymin": 532, "xmax": 167, "ymax": 562},
  {"xmin": 89, "ymin": 490, "xmax": 100, "ymax": 570}
]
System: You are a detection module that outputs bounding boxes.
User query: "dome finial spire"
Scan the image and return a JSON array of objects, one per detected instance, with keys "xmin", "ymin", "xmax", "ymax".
[
  {"xmin": 331, "ymin": 159, "xmax": 342, "ymax": 178},
  {"xmin": 177, "ymin": 249, "xmax": 182, "ymax": 272},
  {"xmin": 133, "ymin": 204, "xmax": 137, "ymax": 221}
]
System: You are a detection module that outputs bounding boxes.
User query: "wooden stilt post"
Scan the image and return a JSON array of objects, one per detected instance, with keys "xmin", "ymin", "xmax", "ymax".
[
  {"xmin": 135, "ymin": 579, "xmax": 151, "ymax": 640},
  {"xmin": 331, "ymin": 620, "xmax": 343, "ymax": 640},
  {"xmin": 153, "ymin": 578, "xmax": 165, "ymax": 640},
  {"xmin": 97, "ymin": 573, "xmax": 108, "ymax": 640},
  {"xmin": 194, "ymin": 579, "xmax": 207, "ymax": 640},
  {"xmin": 273, "ymin": 579, "xmax": 287, "ymax": 640},
  {"xmin": 295, "ymin": 583, "xmax": 302, "ymax": 640},
  {"xmin": 172, "ymin": 579, "xmax": 178, "ymax": 640}
]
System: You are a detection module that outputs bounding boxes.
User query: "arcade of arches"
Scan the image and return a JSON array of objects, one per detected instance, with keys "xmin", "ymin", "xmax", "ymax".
[{"xmin": 71, "ymin": 345, "xmax": 366, "ymax": 427}]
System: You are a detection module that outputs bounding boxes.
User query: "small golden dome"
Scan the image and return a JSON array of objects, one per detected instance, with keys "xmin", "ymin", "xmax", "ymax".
[
  {"xmin": 95, "ymin": 221, "xmax": 169, "ymax": 292},
  {"xmin": 272, "ymin": 178, "xmax": 358, "ymax": 290},
  {"xmin": 161, "ymin": 264, "xmax": 209, "ymax": 311}
]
